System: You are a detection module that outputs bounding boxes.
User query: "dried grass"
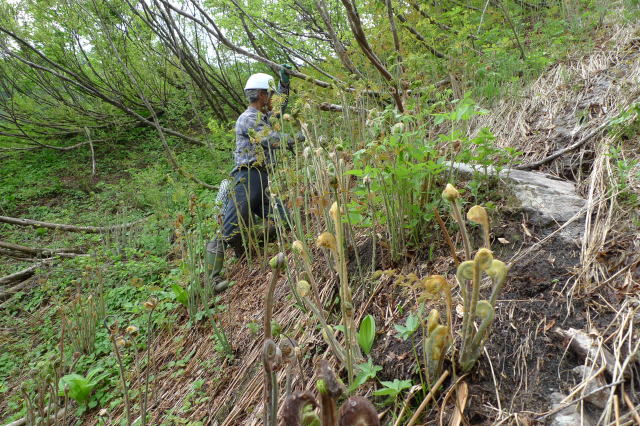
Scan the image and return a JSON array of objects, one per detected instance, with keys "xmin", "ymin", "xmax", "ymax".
[{"xmin": 473, "ymin": 22, "xmax": 640, "ymax": 175}]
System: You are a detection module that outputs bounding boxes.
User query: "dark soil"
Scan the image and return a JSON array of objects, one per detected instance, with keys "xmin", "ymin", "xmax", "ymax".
[{"xmin": 352, "ymin": 206, "xmax": 625, "ymax": 424}]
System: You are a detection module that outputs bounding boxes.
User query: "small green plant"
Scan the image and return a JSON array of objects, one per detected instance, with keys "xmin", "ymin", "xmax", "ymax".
[
  {"xmin": 442, "ymin": 183, "xmax": 472, "ymax": 260},
  {"xmin": 171, "ymin": 283, "xmax": 188, "ymax": 307},
  {"xmin": 357, "ymin": 314, "xmax": 376, "ymax": 356},
  {"xmin": 104, "ymin": 317, "xmax": 132, "ymax": 425},
  {"xmin": 140, "ymin": 298, "xmax": 158, "ymax": 426},
  {"xmin": 58, "ymin": 367, "xmax": 108, "ymax": 405},
  {"xmin": 394, "ymin": 312, "xmax": 420, "ymax": 340},
  {"xmin": 21, "ymin": 353, "xmax": 68, "ymax": 425},
  {"xmin": 247, "ymin": 322, "xmax": 260, "ymax": 334},
  {"xmin": 442, "ymin": 185, "xmax": 509, "ymax": 372},
  {"xmin": 457, "ymin": 250, "xmax": 507, "ymax": 372},
  {"xmin": 63, "ymin": 274, "xmax": 106, "ymax": 355},
  {"xmin": 329, "ymin": 200, "xmax": 362, "ymax": 385},
  {"xmin": 423, "ymin": 310, "xmax": 450, "ymax": 386},
  {"xmin": 415, "ymin": 275, "xmax": 453, "ymax": 339},
  {"xmin": 263, "ymin": 253, "xmax": 286, "ymax": 426},
  {"xmin": 349, "ymin": 358, "xmax": 382, "ymax": 393},
  {"xmin": 296, "ymin": 279, "xmax": 346, "ymax": 364},
  {"xmin": 372, "ymin": 379, "xmax": 412, "ymax": 404}
]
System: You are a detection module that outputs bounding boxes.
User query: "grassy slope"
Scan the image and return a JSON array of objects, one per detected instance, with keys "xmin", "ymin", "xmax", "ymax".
[{"xmin": 0, "ymin": 131, "xmax": 232, "ymax": 421}]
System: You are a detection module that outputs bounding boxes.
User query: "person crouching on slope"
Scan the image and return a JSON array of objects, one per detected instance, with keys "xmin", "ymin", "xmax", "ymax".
[{"xmin": 205, "ymin": 65, "xmax": 302, "ymax": 290}]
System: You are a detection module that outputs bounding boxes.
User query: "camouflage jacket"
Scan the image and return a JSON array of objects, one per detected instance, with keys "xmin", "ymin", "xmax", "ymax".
[{"xmin": 233, "ymin": 82, "xmax": 290, "ymax": 171}]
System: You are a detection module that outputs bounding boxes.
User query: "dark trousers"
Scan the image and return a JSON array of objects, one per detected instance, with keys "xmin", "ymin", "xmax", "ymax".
[{"xmin": 221, "ymin": 166, "xmax": 289, "ymax": 244}]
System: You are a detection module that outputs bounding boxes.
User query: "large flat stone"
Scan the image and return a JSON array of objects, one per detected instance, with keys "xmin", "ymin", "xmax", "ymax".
[{"xmin": 449, "ymin": 162, "xmax": 586, "ymax": 243}]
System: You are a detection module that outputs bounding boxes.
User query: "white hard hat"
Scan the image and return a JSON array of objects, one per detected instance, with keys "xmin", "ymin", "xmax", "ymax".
[{"xmin": 244, "ymin": 73, "xmax": 275, "ymax": 91}]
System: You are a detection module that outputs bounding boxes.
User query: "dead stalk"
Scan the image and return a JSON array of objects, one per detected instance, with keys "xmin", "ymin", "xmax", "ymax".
[
  {"xmin": 405, "ymin": 370, "xmax": 449, "ymax": 426},
  {"xmin": 434, "ymin": 208, "xmax": 461, "ymax": 265},
  {"xmin": 104, "ymin": 317, "xmax": 132, "ymax": 425}
]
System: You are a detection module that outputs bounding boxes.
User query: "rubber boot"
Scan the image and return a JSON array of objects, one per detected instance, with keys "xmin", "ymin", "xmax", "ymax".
[{"xmin": 205, "ymin": 239, "xmax": 229, "ymax": 293}]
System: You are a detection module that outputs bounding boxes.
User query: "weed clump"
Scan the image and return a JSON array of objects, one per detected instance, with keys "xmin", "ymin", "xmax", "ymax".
[{"xmin": 63, "ymin": 273, "xmax": 105, "ymax": 355}]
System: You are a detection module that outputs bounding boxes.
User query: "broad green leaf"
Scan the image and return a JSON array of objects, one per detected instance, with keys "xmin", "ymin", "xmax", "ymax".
[
  {"xmin": 357, "ymin": 314, "xmax": 376, "ymax": 355},
  {"xmin": 171, "ymin": 284, "xmax": 188, "ymax": 307},
  {"xmin": 58, "ymin": 368, "xmax": 107, "ymax": 404},
  {"xmin": 394, "ymin": 313, "xmax": 420, "ymax": 340}
]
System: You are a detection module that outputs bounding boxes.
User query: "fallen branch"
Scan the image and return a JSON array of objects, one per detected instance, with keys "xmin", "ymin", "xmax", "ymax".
[
  {"xmin": 0, "ymin": 215, "xmax": 149, "ymax": 233},
  {"xmin": 318, "ymin": 102, "xmax": 366, "ymax": 113},
  {"xmin": 515, "ymin": 120, "xmax": 610, "ymax": 170},
  {"xmin": 1, "ymin": 277, "xmax": 41, "ymax": 302},
  {"xmin": 0, "ymin": 248, "xmax": 34, "ymax": 259},
  {"xmin": 516, "ymin": 96, "xmax": 640, "ymax": 170},
  {"xmin": 0, "ymin": 139, "xmax": 98, "ymax": 153},
  {"xmin": 0, "ymin": 259, "xmax": 52, "ymax": 286},
  {"xmin": 0, "ymin": 240, "xmax": 85, "ymax": 258}
]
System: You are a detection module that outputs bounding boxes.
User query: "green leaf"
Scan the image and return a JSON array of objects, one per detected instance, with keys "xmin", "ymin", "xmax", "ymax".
[
  {"xmin": 348, "ymin": 359, "xmax": 382, "ymax": 393},
  {"xmin": 357, "ymin": 314, "xmax": 376, "ymax": 355},
  {"xmin": 394, "ymin": 313, "xmax": 420, "ymax": 340},
  {"xmin": 373, "ymin": 379, "xmax": 413, "ymax": 400},
  {"xmin": 372, "ymin": 387, "xmax": 399, "ymax": 396},
  {"xmin": 58, "ymin": 368, "xmax": 107, "ymax": 404},
  {"xmin": 171, "ymin": 284, "xmax": 188, "ymax": 307},
  {"xmin": 380, "ymin": 379, "xmax": 413, "ymax": 392}
]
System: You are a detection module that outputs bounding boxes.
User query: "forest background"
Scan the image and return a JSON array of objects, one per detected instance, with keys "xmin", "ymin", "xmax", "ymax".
[{"xmin": 1, "ymin": 0, "xmax": 639, "ymax": 424}]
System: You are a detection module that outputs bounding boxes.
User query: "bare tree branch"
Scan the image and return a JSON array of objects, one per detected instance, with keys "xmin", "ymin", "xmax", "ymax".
[
  {"xmin": 0, "ymin": 215, "xmax": 149, "ymax": 233},
  {"xmin": 393, "ymin": 11, "xmax": 447, "ymax": 59},
  {"xmin": 0, "ymin": 241, "xmax": 85, "ymax": 258},
  {"xmin": 339, "ymin": 0, "xmax": 404, "ymax": 111},
  {"xmin": 0, "ymin": 26, "xmax": 209, "ymax": 147},
  {"xmin": 314, "ymin": 0, "xmax": 363, "ymax": 78},
  {"xmin": 0, "ymin": 259, "xmax": 52, "ymax": 287}
]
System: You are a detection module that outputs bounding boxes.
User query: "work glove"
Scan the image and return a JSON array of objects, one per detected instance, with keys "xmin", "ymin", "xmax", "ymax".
[
  {"xmin": 286, "ymin": 132, "xmax": 305, "ymax": 153},
  {"xmin": 286, "ymin": 136, "xmax": 295, "ymax": 153},
  {"xmin": 279, "ymin": 64, "xmax": 292, "ymax": 85}
]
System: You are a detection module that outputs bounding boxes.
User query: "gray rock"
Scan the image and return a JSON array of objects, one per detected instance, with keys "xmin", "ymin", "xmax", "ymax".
[
  {"xmin": 571, "ymin": 366, "xmax": 608, "ymax": 409},
  {"xmin": 448, "ymin": 162, "xmax": 586, "ymax": 244},
  {"xmin": 549, "ymin": 391, "xmax": 594, "ymax": 426}
]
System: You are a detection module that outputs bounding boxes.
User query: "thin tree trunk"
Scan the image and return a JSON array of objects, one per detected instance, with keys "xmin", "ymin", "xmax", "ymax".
[
  {"xmin": 0, "ymin": 260, "xmax": 52, "ymax": 287},
  {"xmin": 314, "ymin": 0, "xmax": 363, "ymax": 78},
  {"xmin": 385, "ymin": 0, "xmax": 404, "ymax": 74},
  {"xmin": 339, "ymin": 0, "xmax": 404, "ymax": 111},
  {"xmin": 0, "ymin": 215, "xmax": 149, "ymax": 233}
]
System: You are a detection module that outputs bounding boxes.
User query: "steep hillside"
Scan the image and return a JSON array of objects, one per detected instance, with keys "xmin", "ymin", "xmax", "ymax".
[
  {"xmin": 92, "ymin": 19, "xmax": 640, "ymax": 426},
  {"xmin": 1, "ymin": 4, "xmax": 639, "ymax": 426}
]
